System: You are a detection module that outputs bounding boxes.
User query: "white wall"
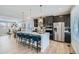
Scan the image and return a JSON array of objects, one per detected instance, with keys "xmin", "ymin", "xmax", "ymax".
[{"xmin": 71, "ymin": 6, "xmax": 79, "ymax": 53}]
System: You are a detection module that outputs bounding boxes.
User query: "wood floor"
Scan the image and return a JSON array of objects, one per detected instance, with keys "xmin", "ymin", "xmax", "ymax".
[{"xmin": 0, "ymin": 35, "xmax": 75, "ymax": 54}]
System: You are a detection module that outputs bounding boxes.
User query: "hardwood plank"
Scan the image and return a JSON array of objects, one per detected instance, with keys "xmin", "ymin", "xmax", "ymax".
[{"xmin": 0, "ymin": 35, "xmax": 75, "ymax": 54}]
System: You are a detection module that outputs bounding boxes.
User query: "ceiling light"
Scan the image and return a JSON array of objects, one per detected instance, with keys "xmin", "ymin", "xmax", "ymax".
[{"xmin": 58, "ymin": 8, "xmax": 62, "ymax": 11}]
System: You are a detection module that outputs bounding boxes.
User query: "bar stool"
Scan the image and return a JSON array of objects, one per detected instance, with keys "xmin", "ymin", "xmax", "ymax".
[
  {"xmin": 16, "ymin": 33, "xmax": 26, "ymax": 44},
  {"xmin": 31, "ymin": 35, "xmax": 41, "ymax": 53},
  {"xmin": 21, "ymin": 33, "xmax": 31, "ymax": 47},
  {"xmin": 16, "ymin": 32, "xmax": 22, "ymax": 42},
  {"xmin": 16, "ymin": 32, "xmax": 20, "ymax": 38},
  {"xmin": 19, "ymin": 33, "xmax": 25, "ymax": 42},
  {"xmin": 20, "ymin": 33, "xmax": 26, "ymax": 43}
]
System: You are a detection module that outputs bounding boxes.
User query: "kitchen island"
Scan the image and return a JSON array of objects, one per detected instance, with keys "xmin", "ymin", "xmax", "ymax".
[{"xmin": 17, "ymin": 31, "xmax": 50, "ymax": 52}]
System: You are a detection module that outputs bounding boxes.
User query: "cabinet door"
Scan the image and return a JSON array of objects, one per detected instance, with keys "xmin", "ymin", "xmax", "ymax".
[{"xmin": 34, "ymin": 19, "xmax": 38, "ymax": 27}]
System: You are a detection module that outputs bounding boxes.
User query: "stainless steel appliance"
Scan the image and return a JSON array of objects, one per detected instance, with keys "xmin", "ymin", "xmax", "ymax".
[{"xmin": 53, "ymin": 22, "xmax": 65, "ymax": 42}]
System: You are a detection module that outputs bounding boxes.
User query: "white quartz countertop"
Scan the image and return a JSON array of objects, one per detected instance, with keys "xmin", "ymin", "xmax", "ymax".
[{"xmin": 17, "ymin": 31, "xmax": 50, "ymax": 36}]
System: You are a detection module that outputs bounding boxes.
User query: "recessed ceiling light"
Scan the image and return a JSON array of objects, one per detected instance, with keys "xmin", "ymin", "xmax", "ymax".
[
  {"xmin": 59, "ymin": 15, "xmax": 63, "ymax": 18},
  {"xmin": 58, "ymin": 8, "xmax": 62, "ymax": 10}
]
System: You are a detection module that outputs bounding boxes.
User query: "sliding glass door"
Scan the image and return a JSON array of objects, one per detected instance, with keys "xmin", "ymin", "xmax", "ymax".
[{"xmin": 0, "ymin": 22, "xmax": 11, "ymax": 35}]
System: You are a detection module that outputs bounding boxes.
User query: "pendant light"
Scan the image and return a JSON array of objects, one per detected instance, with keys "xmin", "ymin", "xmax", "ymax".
[
  {"xmin": 38, "ymin": 5, "xmax": 45, "ymax": 33},
  {"xmin": 26, "ymin": 7, "xmax": 32, "ymax": 19},
  {"xmin": 22, "ymin": 11, "xmax": 25, "ymax": 22},
  {"xmin": 39, "ymin": 5, "xmax": 43, "ymax": 24},
  {"xmin": 30, "ymin": 8, "xmax": 31, "ymax": 17},
  {"xmin": 21, "ymin": 11, "xmax": 26, "ymax": 30},
  {"xmin": 39, "ymin": 5, "xmax": 43, "ymax": 20}
]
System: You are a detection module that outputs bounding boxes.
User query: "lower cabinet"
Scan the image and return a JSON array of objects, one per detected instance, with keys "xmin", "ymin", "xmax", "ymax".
[{"xmin": 65, "ymin": 32, "xmax": 71, "ymax": 43}]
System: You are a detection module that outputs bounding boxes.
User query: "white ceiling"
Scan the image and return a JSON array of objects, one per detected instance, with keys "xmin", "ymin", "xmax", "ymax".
[{"xmin": 0, "ymin": 5, "xmax": 74, "ymax": 22}]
